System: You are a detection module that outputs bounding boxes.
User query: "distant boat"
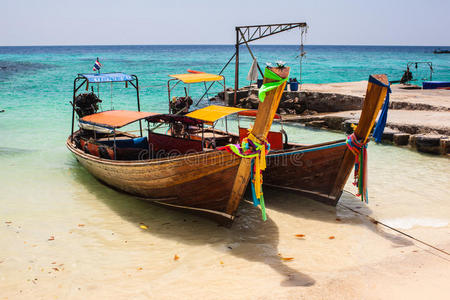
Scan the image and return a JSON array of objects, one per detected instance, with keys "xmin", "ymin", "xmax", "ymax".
[
  {"xmin": 423, "ymin": 81, "xmax": 450, "ymax": 89},
  {"xmin": 433, "ymin": 49, "xmax": 450, "ymax": 54}
]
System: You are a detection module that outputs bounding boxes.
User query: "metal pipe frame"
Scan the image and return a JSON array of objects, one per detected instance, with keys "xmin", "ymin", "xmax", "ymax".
[
  {"xmin": 70, "ymin": 74, "xmax": 140, "ymax": 141},
  {"xmin": 233, "ymin": 22, "xmax": 307, "ymax": 105}
]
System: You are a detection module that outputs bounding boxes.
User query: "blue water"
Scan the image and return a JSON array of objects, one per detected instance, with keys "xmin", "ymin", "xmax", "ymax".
[
  {"xmin": 0, "ymin": 44, "xmax": 448, "ymax": 150},
  {"xmin": 1, "ymin": 44, "xmax": 449, "ymax": 146},
  {"xmin": 0, "ymin": 45, "xmax": 448, "ymax": 173}
]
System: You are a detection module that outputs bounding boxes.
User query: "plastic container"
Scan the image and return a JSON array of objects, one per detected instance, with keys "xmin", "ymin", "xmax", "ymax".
[{"xmin": 290, "ymin": 81, "xmax": 299, "ymax": 91}]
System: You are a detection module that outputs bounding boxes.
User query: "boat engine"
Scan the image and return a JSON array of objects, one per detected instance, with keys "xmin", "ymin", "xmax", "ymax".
[
  {"xmin": 170, "ymin": 96, "xmax": 193, "ymax": 115},
  {"xmin": 74, "ymin": 93, "xmax": 102, "ymax": 117}
]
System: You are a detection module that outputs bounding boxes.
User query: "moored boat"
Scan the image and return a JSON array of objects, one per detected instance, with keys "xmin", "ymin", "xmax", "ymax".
[
  {"xmin": 67, "ymin": 67, "xmax": 289, "ymax": 224},
  {"xmin": 186, "ymin": 74, "xmax": 390, "ymax": 206},
  {"xmin": 433, "ymin": 49, "xmax": 450, "ymax": 54},
  {"xmin": 422, "ymin": 81, "xmax": 450, "ymax": 90}
]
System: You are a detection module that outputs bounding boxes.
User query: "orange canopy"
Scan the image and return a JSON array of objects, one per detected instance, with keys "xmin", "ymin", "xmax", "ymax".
[{"xmin": 79, "ymin": 110, "xmax": 157, "ymax": 129}]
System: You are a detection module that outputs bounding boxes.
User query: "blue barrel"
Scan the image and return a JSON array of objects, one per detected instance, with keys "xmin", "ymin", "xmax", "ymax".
[{"xmin": 290, "ymin": 81, "xmax": 299, "ymax": 91}]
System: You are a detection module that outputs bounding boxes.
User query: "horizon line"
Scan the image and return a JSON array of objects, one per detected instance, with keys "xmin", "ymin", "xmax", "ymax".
[{"xmin": 0, "ymin": 43, "xmax": 449, "ymax": 48}]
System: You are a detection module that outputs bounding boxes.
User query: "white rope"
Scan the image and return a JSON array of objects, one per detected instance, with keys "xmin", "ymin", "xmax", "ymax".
[{"xmin": 341, "ymin": 190, "xmax": 450, "ymax": 261}]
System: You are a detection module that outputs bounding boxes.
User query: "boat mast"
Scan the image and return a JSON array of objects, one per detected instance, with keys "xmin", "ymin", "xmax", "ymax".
[
  {"xmin": 329, "ymin": 74, "xmax": 389, "ymax": 202},
  {"xmin": 226, "ymin": 66, "xmax": 290, "ymax": 218}
]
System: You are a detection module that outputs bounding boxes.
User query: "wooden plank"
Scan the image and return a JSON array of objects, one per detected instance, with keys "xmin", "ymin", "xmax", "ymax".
[{"xmin": 226, "ymin": 66, "xmax": 290, "ymax": 216}]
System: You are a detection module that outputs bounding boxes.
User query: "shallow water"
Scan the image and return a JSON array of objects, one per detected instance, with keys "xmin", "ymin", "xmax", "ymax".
[{"xmin": 1, "ymin": 45, "xmax": 449, "ymax": 298}]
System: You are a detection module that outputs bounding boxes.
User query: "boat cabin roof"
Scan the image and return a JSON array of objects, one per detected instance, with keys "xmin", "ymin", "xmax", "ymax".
[
  {"xmin": 79, "ymin": 72, "xmax": 134, "ymax": 83},
  {"xmin": 169, "ymin": 72, "xmax": 224, "ymax": 84},
  {"xmin": 79, "ymin": 110, "xmax": 157, "ymax": 129},
  {"xmin": 185, "ymin": 105, "xmax": 248, "ymax": 125},
  {"xmin": 146, "ymin": 114, "xmax": 205, "ymax": 126}
]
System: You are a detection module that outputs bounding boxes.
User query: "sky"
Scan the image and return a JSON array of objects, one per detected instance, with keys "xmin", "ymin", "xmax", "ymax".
[{"xmin": 1, "ymin": 0, "xmax": 449, "ymax": 46}]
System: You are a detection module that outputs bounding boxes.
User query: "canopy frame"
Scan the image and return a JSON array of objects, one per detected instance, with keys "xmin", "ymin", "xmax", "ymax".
[
  {"xmin": 71, "ymin": 72, "xmax": 142, "ymax": 141},
  {"xmin": 167, "ymin": 72, "xmax": 226, "ymax": 113}
]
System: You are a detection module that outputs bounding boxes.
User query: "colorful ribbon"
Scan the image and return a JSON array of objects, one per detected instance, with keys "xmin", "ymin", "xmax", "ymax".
[
  {"xmin": 373, "ymin": 85, "xmax": 392, "ymax": 143},
  {"xmin": 346, "ymin": 133, "xmax": 369, "ymax": 203},
  {"xmin": 218, "ymin": 131, "xmax": 270, "ymax": 221},
  {"xmin": 258, "ymin": 68, "xmax": 288, "ymax": 102}
]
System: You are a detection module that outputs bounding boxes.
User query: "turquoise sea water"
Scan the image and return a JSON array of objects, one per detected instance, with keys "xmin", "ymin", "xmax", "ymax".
[
  {"xmin": 0, "ymin": 45, "xmax": 449, "ymax": 214},
  {"xmin": 1, "ymin": 45, "xmax": 449, "ymax": 147}
]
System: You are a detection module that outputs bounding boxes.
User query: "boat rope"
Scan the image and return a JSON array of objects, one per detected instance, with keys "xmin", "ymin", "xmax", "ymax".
[
  {"xmin": 267, "ymin": 141, "xmax": 346, "ymax": 158},
  {"xmin": 338, "ymin": 200, "xmax": 450, "ymax": 260},
  {"xmin": 373, "ymin": 78, "xmax": 392, "ymax": 143},
  {"xmin": 218, "ymin": 131, "xmax": 270, "ymax": 221},
  {"xmin": 346, "ymin": 133, "xmax": 369, "ymax": 203},
  {"xmin": 298, "ymin": 25, "xmax": 307, "ymax": 85}
]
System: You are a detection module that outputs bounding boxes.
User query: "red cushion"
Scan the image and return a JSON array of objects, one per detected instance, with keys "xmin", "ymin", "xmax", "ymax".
[{"xmin": 238, "ymin": 128, "xmax": 283, "ymax": 150}]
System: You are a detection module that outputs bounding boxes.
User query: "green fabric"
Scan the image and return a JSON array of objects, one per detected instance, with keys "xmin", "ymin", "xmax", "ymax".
[{"xmin": 258, "ymin": 68, "xmax": 289, "ymax": 102}]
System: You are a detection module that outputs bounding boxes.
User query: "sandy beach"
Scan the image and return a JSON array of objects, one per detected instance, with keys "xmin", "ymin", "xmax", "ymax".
[
  {"xmin": 1, "ymin": 11, "xmax": 449, "ymax": 297},
  {"xmin": 1, "ymin": 146, "xmax": 449, "ymax": 299}
]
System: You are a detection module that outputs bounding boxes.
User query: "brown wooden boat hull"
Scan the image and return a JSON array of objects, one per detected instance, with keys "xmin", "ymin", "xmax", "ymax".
[
  {"xmin": 264, "ymin": 140, "xmax": 348, "ymax": 205},
  {"xmin": 67, "ymin": 136, "xmax": 241, "ymax": 222},
  {"xmin": 264, "ymin": 74, "xmax": 390, "ymax": 206}
]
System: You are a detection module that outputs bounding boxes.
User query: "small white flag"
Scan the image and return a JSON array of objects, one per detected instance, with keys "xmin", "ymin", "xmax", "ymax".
[{"xmin": 247, "ymin": 58, "xmax": 259, "ymax": 82}]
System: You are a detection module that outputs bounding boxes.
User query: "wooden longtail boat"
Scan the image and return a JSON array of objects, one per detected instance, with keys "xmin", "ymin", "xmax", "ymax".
[
  {"xmin": 185, "ymin": 74, "xmax": 389, "ymax": 206},
  {"xmin": 67, "ymin": 67, "xmax": 289, "ymax": 224},
  {"xmin": 263, "ymin": 74, "xmax": 389, "ymax": 205}
]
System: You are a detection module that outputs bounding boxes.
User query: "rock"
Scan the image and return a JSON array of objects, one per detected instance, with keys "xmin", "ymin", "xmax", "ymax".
[
  {"xmin": 341, "ymin": 119, "xmax": 359, "ymax": 134},
  {"xmin": 281, "ymin": 99, "xmax": 295, "ymax": 109},
  {"xmin": 411, "ymin": 135, "xmax": 442, "ymax": 154},
  {"xmin": 306, "ymin": 120, "xmax": 327, "ymax": 128},
  {"xmin": 244, "ymin": 102, "xmax": 253, "ymax": 109},
  {"xmin": 285, "ymin": 108, "xmax": 296, "ymax": 114},
  {"xmin": 393, "ymin": 133, "xmax": 410, "ymax": 146},
  {"xmin": 249, "ymin": 89, "xmax": 258, "ymax": 97},
  {"xmin": 301, "ymin": 109, "xmax": 318, "ymax": 116},
  {"xmin": 248, "ymin": 94, "xmax": 259, "ymax": 104},
  {"xmin": 299, "ymin": 92, "xmax": 362, "ymax": 112},
  {"xmin": 224, "ymin": 90, "xmax": 249, "ymax": 106},
  {"xmin": 381, "ymin": 128, "xmax": 399, "ymax": 142},
  {"xmin": 294, "ymin": 104, "xmax": 305, "ymax": 114},
  {"xmin": 440, "ymin": 138, "xmax": 450, "ymax": 155},
  {"xmin": 324, "ymin": 116, "xmax": 346, "ymax": 130},
  {"xmin": 278, "ymin": 108, "xmax": 287, "ymax": 115}
]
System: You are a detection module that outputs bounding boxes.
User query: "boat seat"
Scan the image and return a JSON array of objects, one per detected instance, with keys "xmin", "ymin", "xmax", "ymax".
[
  {"xmin": 149, "ymin": 132, "xmax": 202, "ymax": 156},
  {"xmin": 98, "ymin": 136, "xmax": 148, "ymax": 149}
]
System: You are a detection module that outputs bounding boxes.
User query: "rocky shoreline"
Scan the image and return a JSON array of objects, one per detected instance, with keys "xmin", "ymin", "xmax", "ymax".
[{"xmin": 217, "ymin": 82, "xmax": 450, "ymax": 155}]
